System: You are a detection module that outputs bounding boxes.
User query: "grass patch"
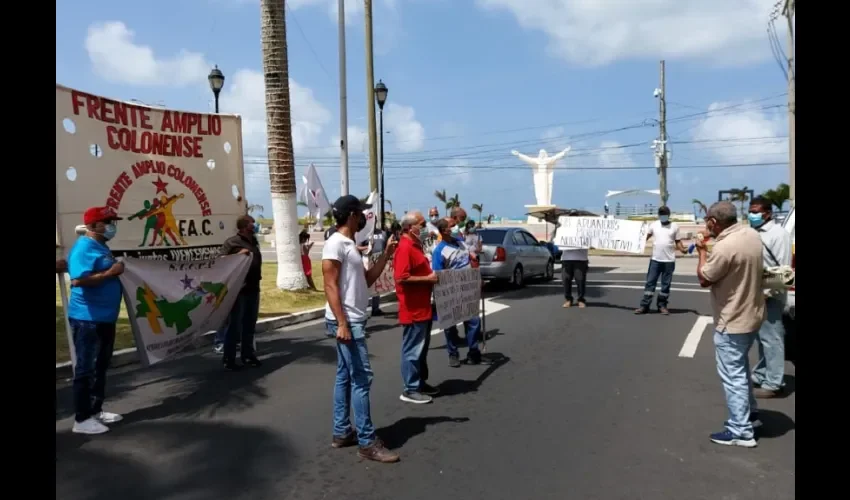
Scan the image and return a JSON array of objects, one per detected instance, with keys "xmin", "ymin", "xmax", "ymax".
[{"xmin": 56, "ymin": 262, "xmax": 326, "ymax": 364}]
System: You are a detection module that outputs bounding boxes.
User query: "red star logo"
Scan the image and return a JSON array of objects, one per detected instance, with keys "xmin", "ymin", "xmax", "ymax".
[{"xmin": 152, "ymin": 176, "xmax": 169, "ymax": 195}]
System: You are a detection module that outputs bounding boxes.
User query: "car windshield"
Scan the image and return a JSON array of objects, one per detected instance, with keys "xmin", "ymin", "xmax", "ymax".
[{"xmin": 478, "ymin": 230, "xmax": 507, "ymax": 245}]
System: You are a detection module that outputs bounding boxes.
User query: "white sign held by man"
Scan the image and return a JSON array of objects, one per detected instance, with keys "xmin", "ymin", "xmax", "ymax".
[
  {"xmin": 118, "ymin": 255, "xmax": 252, "ymax": 366},
  {"xmin": 434, "ymin": 268, "xmax": 482, "ymax": 329},
  {"xmin": 554, "ymin": 216, "xmax": 648, "ymax": 254}
]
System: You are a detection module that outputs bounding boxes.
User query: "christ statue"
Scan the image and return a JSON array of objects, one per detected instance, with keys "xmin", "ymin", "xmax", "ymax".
[{"xmin": 511, "ymin": 147, "xmax": 571, "ymax": 207}]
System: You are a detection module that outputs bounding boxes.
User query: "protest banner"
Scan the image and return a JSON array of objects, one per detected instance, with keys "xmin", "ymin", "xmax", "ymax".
[
  {"xmin": 368, "ymin": 253, "xmax": 395, "ymax": 296},
  {"xmin": 119, "ymin": 255, "xmax": 252, "ymax": 366},
  {"xmin": 433, "ymin": 268, "xmax": 482, "ymax": 329},
  {"xmin": 554, "ymin": 216, "xmax": 648, "ymax": 254},
  {"xmin": 55, "ymin": 85, "xmax": 246, "ymax": 261}
]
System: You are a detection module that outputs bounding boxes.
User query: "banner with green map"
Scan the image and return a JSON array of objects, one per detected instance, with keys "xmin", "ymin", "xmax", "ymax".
[{"xmin": 118, "ymin": 255, "xmax": 252, "ymax": 366}]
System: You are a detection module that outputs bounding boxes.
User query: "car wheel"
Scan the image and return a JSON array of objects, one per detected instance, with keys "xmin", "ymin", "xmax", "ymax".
[
  {"xmin": 512, "ymin": 265, "xmax": 524, "ymax": 288},
  {"xmin": 544, "ymin": 260, "xmax": 555, "ymax": 281}
]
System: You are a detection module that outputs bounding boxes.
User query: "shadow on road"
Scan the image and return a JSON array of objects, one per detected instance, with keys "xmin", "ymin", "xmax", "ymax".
[
  {"xmin": 756, "ymin": 409, "xmax": 795, "ymax": 439},
  {"xmin": 56, "ymin": 335, "xmax": 337, "ymax": 422},
  {"xmin": 436, "ymin": 353, "xmax": 510, "ymax": 398},
  {"xmin": 377, "ymin": 416, "xmax": 471, "ymax": 450},
  {"xmin": 585, "ymin": 302, "xmax": 702, "ymax": 315},
  {"xmin": 56, "ymin": 420, "xmax": 292, "ymax": 500}
]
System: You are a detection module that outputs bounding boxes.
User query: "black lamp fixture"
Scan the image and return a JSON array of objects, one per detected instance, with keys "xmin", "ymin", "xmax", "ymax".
[
  {"xmin": 374, "ymin": 80, "xmax": 388, "ymax": 110},
  {"xmin": 374, "ymin": 80, "xmax": 389, "ymax": 228},
  {"xmin": 208, "ymin": 65, "xmax": 225, "ymax": 113}
]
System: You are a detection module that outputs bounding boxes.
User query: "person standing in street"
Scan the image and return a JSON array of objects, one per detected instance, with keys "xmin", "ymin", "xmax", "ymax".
[
  {"xmin": 696, "ymin": 201, "xmax": 765, "ymax": 448},
  {"xmin": 432, "ymin": 218, "xmax": 485, "ymax": 367},
  {"xmin": 323, "ymin": 195, "xmax": 399, "ymax": 463},
  {"xmin": 635, "ymin": 206, "xmax": 686, "ymax": 315},
  {"xmin": 560, "ymin": 210, "xmax": 589, "ymax": 308},
  {"xmin": 219, "ymin": 215, "xmax": 263, "ymax": 371},
  {"xmin": 748, "ymin": 196, "xmax": 792, "ymax": 399},
  {"xmin": 394, "ymin": 211, "xmax": 440, "ymax": 404},
  {"xmin": 67, "ymin": 206, "xmax": 125, "ymax": 435},
  {"xmin": 368, "ymin": 224, "xmax": 390, "ymax": 316}
]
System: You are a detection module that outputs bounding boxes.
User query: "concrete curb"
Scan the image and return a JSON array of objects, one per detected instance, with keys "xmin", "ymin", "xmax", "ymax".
[{"xmin": 56, "ymin": 291, "xmax": 397, "ymax": 378}]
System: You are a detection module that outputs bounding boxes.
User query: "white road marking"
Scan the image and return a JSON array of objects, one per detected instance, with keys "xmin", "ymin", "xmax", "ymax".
[
  {"xmin": 431, "ymin": 298, "xmax": 510, "ymax": 335},
  {"xmin": 678, "ymin": 316, "xmax": 714, "ymax": 358}
]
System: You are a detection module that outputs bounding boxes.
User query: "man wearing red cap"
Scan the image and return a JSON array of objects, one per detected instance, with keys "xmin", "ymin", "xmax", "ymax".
[{"xmin": 67, "ymin": 206, "xmax": 126, "ymax": 435}]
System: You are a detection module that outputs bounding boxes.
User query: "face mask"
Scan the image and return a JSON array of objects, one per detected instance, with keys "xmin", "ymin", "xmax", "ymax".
[
  {"xmin": 103, "ymin": 223, "xmax": 117, "ymax": 241},
  {"xmin": 357, "ymin": 213, "xmax": 367, "ymax": 231},
  {"xmin": 252, "ymin": 223, "xmax": 260, "ymax": 234},
  {"xmin": 659, "ymin": 215, "xmax": 669, "ymax": 223},
  {"xmin": 430, "ymin": 216, "xmax": 439, "ymax": 223},
  {"xmin": 467, "ymin": 227, "xmax": 475, "ymax": 234},
  {"xmin": 747, "ymin": 213, "xmax": 764, "ymax": 228},
  {"xmin": 450, "ymin": 225, "xmax": 461, "ymax": 238}
]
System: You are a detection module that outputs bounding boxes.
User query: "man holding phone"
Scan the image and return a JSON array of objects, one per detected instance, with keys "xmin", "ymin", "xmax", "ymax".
[{"xmin": 323, "ymin": 195, "xmax": 399, "ymax": 463}]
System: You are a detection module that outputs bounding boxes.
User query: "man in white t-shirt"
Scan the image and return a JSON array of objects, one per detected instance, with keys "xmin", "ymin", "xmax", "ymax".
[
  {"xmin": 635, "ymin": 206, "xmax": 686, "ymax": 315},
  {"xmin": 322, "ymin": 195, "xmax": 399, "ymax": 463}
]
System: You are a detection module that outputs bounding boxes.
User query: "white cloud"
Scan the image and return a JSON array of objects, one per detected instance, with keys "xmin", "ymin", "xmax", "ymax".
[
  {"xmin": 690, "ymin": 101, "xmax": 787, "ymax": 164},
  {"xmin": 385, "ymin": 103, "xmax": 426, "ymax": 152},
  {"xmin": 541, "ymin": 126, "xmax": 569, "ymax": 153},
  {"xmin": 596, "ymin": 141, "xmax": 638, "ymax": 170},
  {"xmin": 330, "ymin": 125, "xmax": 370, "ymax": 155},
  {"xmin": 445, "ymin": 159, "xmax": 472, "ymax": 184},
  {"xmin": 475, "ymin": 0, "xmax": 781, "ymax": 66},
  {"xmin": 85, "ymin": 21, "xmax": 209, "ymax": 86}
]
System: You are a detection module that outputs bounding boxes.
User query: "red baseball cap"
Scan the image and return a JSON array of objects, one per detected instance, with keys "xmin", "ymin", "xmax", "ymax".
[{"xmin": 83, "ymin": 206, "xmax": 123, "ymax": 225}]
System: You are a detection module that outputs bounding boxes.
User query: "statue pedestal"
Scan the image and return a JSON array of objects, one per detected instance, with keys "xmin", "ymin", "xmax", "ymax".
[{"xmin": 525, "ymin": 204, "xmax": 557, "ymax": 224}]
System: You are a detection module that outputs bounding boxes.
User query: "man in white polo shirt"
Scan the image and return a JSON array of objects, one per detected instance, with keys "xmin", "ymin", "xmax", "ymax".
[{"xmin": 635, "ymin": 206, "xmax": 686, "ymax": 315}]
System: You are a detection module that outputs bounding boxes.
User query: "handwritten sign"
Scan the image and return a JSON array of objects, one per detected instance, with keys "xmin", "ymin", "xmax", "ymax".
[
  {"xmin": 434, "ymin": 268, "xmax": 481, "ymax": 329},
  {"xmin": 554, "ymin": 217, "xmax": 648, "ymax": 254},
  {"xmin": 368, "ymin": 253, "xmax": 395, "ymax": 296}
]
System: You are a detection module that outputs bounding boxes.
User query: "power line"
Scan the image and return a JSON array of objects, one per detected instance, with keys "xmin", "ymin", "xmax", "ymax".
[
  {"xmin": 285, "ymin": 2, "xmax": 335, "ymax": 82},
  {"xmin": 241, "ymin": 161, "xmax": 787, "ymax": 172}
]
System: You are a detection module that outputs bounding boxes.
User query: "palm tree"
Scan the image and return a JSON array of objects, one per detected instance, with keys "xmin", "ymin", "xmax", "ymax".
[
  {"xmin": 434, "ymin": 189, "xmax": 447, "ymax": 214},
  {"xmin": 727, "ymin": 187, "xmax": 751, "ymax": 218},
  {"xmin": 246, "ymin": 202, "xmax": 265, "ymax": 215},
  {"xmin": 261, "ymin": 0, "xmax": 307, "ymax": 289},
  {"xmin": 446, "ymin": 193, "xmax": 460, "ymax": 214},
  {"xmin": 691, "ymin": 199, "xmax": 707, "ymax": 220},
  {"xmin": 471, "ymin": 203, "xmax": 484, "ymax": 223},
  {"xmin": 760, "ymin": 183, "xmax": 790, "ymax": 211}
]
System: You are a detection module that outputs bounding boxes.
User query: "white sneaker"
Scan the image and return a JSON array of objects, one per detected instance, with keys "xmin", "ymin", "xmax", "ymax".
[
  {"xmin": 72, "ymin": 418, "xmax": 110, "ymax": 435},
  {"xmin": 95, "ymin": 411, "xmax": 123, "ymax": 424}
]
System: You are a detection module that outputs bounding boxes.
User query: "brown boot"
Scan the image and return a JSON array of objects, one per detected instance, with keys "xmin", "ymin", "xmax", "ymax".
[
  {"xmin": 331, "ymin": 431, "xmax": 357, "ymax": 448},
  {"xmin": 754, "ymin": 387, "xmax": 780, "ymax": 399},
  {"xmin": 358, "ymin": 439, "xmax": 399, "ymax": 463}
]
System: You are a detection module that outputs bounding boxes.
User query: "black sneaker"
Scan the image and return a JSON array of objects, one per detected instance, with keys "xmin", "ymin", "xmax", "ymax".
[
  {"xmin": 419, "ymin": 383, "xmax": 440, "ymax": 396},
  {"xmin": 449, "ymin": 355, "xmax": 461, "ymax": 368},
  {"xmin": 399, "ymin": 391, "xmax": 433, "ymax": 404},
  {"xmin": 241, "ymin": 356, "xmax": 262, "ymax": 367},
  {"xmin": 750, "ymin": 411, "xmax": 763, "ymax": 429},
  {"xmin": 223, "ymin": 359, "xmax": 242, "ymax": 371},
  {"xmin": 372, "ymin": 310, "xmax": 385, "ymax": 316}
]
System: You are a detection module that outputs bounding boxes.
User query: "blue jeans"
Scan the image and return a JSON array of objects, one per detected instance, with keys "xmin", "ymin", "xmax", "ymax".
[
  {"xmin": 752, "ymin": 297, "xmax": 786, "ymax": 391},
  {"xmin": 223, "ymin": 290, "xmax": 260, "ymax": 361},
  {"xmin": 326, "ymin": 320, "xmax": 376, "ymax": 447},
  {"xmin": 714, "ymin": 330, "xmax": 758, "ymax": 439},
  {"xmin": 640, "ymin": 259, "xmax": 675, "ymax": 309},
  {"xmin": 70, "ymin": 319, "xmax": 116, "ymax": 423},
  {"xmin": 401, "ymin": 321, "xmax": 432, "ymax": 392},
  {"xmin": 371, "ymin": 295, "xmax": 381, "ymax": 313},
  {"xmin": 445, "ymin": 316, "xmax": 481, "ymax": 359}
]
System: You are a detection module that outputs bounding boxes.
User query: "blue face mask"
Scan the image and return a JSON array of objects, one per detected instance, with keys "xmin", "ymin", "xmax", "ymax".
[
  {"xmin": 659, "ymin": 215, "xmax": 669, "ymax": 223},
  {"xmin": 253, "ymin": 223, "xmax": 260, "ymax": 234},
  {"xmin": 747, "ymin": 213, "xmax": 764, "ymax": 228},
  {"xmin": 103, "ymin": 223, "xmax": 117, "ymax": 241},
  {"xmin": 450, "ymin": 225, "xmax": 461, "ymax": 238}
]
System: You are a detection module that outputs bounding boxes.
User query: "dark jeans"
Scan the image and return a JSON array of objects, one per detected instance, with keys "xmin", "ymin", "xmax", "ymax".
[
  {"xmin": 445, "ymin": 316, "xmax": 481, "ymax": 359},
  {"xmin": 562, "ymin": 260, "xmax": 588, "ymax": 303},
  {"xmin": 640, "ymin": 259, "xmax": 675, "ymax": 310},
  {"xmin": 71, "ymin": 319, "xmax": 116, "ymax": 423},
  {"xmin": 401, "ymin": 320, "xmax": 432, "ymax": 392},
  {"xmin": 223, "ymin": 290, "xmax": 260, "ymax": 361}
]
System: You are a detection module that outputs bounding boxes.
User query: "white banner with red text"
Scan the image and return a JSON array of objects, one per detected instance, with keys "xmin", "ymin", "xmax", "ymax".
[{"xmin": 118, "ymin": 255, "xmax": 251, "ymax": 366}]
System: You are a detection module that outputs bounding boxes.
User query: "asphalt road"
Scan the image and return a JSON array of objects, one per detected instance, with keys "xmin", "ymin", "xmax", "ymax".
[{"xmin": 55, "ymin": 268, "xmax": 795, "ymax": 500}]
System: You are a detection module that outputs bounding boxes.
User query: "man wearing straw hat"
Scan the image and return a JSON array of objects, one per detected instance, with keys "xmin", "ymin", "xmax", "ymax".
[{"xmin": 66, "ymin": 206, "xmax": 126, "ymax": 435}]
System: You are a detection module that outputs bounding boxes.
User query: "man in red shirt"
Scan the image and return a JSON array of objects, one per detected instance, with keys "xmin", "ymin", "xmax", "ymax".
[{"xmin": 394, "ymin": 210, "xmax": 440, "ymax": 404}]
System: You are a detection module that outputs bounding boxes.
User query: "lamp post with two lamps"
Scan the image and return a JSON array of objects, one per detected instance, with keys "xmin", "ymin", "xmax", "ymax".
[
  {"xmin": 208, "ymin": 65, "xmax": 225, "ymax": 113},
  {"xmin": 374, "ymin": 80, "xmax": 388, "ymax": 229}
]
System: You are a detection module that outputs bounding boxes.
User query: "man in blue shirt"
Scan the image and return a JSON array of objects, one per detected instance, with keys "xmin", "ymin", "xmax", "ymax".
[
  {"xmin": 67, "ymin": 206, "xmax": 126, "ymax": 435},
  {"xmin": 431, "ymin": 218, "xmax": 484, "ymax": 367}
]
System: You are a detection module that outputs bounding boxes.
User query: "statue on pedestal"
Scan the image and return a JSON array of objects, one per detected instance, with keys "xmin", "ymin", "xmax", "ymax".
[{"xmin": 511, "ymin": 148, "xmax": 571, "ymax": 207}]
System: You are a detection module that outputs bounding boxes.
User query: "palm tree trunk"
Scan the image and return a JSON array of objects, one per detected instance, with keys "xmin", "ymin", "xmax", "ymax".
[{"xmin": 261, "ymin": 0, "xmax": 307, "ymax": 290}]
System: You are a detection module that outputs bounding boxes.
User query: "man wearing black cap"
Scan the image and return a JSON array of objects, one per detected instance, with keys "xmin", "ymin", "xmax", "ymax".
[
  {"xmin": 67, "ymin": 206, "xmax": 126, "ymax": 435},
  {"xmin": 323, "ymin": 195, "xmax": 400, "ymax": 463}
]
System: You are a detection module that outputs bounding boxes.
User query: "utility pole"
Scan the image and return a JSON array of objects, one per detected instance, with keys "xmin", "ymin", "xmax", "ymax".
[
  {"xmin": 655, "ymin": 60, "xmax": 669, "ymax": 207},
  {"xmin": 783, "ymin": 0, "xmax": 795, "ymax": 208},
  {"xmin": 364, "ymin": 0, "xmax": 379, "ymax": 194},
  {"xmin": 337, "ymin": 0, "xmax": 349, "ymax": 196}
]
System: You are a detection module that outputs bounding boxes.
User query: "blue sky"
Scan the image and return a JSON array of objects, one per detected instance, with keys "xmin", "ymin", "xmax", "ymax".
[{"xmin": 56, "ymin": 0, "xmax": 792, "ymax": 219}]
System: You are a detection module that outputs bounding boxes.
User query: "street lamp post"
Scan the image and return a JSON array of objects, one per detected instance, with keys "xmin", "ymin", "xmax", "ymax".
[
  {"xmin": 374, "ymin": 80, "xmax": 388, "ymax": 229},
  {"xmin": 208, "ymin": 65, "xmax": 225, "ymax": 113}
]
